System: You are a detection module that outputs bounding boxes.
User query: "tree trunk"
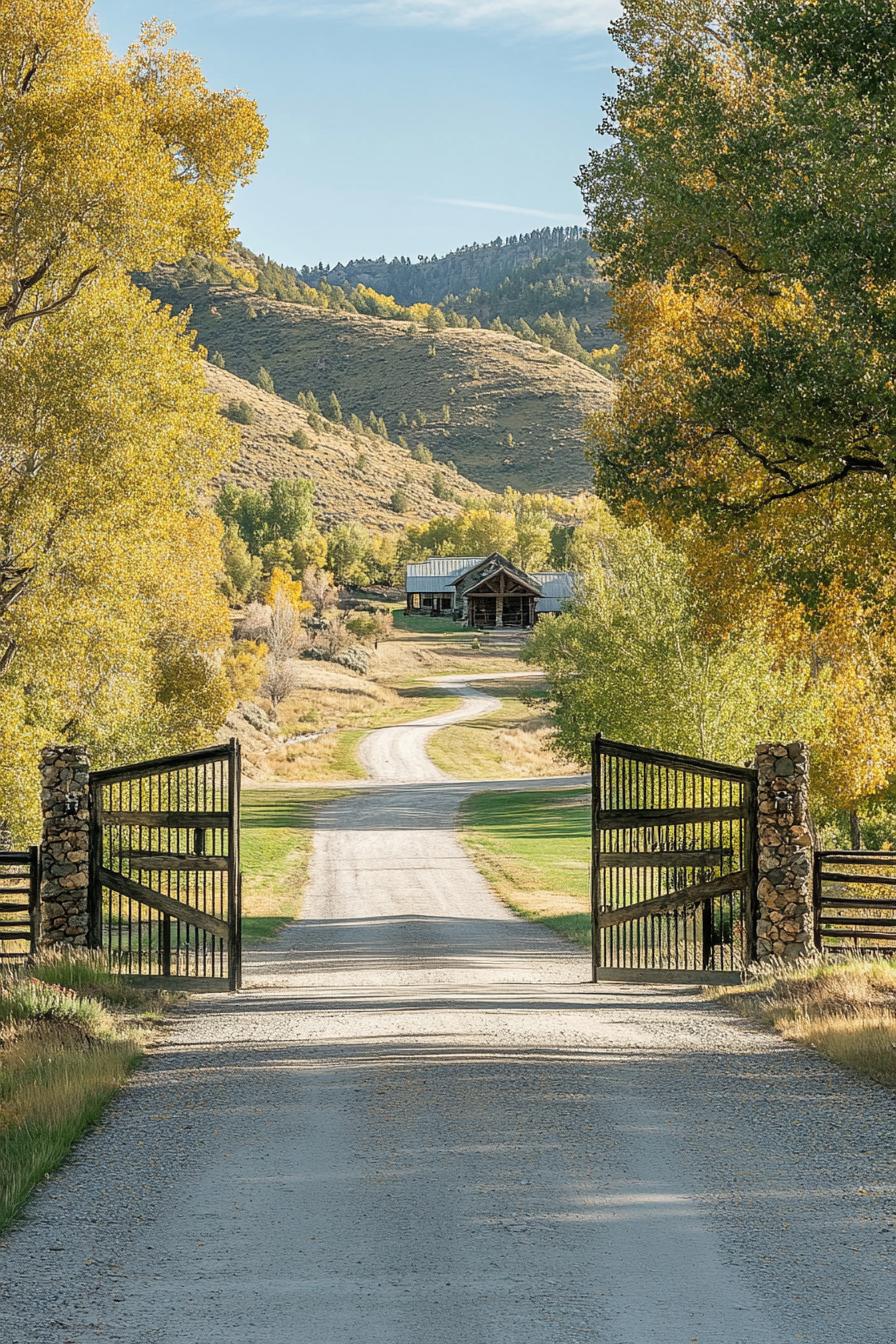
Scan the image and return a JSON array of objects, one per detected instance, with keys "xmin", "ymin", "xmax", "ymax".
[{"xmin": 849, "ymin": 810, "xmax": 863, "ymax": 850}]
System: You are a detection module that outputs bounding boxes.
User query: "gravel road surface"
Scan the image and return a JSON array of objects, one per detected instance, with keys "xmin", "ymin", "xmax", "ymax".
[{"xmin": 2, "ymin": 680, "xmax": 895, "ymax": 1344}]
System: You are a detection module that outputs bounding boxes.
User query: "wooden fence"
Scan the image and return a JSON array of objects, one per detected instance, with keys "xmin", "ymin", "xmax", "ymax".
[
  {"xmin": 0, "ymin": 848, "xmax": 41, "ymax": 962},
  {"xmin": 813, "ymin": 851, "xmax": 896, "ymax": 955}
]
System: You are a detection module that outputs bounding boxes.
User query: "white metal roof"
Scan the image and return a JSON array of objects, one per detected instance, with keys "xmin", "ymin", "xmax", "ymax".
[
  {"xmin": 531, "ymin": 571, "xmax": 575, "ymax": 613},
  {"xmin": 406, "ymin": 558, "xmax": 575, "ymax": 609},
  {"xmin": 405, "ymin": 557, "xmax": 485, "ymax": 593}
]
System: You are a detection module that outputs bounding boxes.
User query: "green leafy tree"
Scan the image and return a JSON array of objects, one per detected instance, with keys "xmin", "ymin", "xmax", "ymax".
[
  {"xmin": 578, "ymin": 0, "xmax": 896, "ymax": 574},
  {"xmin": 527, "ymin": 523, "xmax": 817, "ymax": 764},
  {"xmin": 258, "ymin": 538, "xmax": 295, "ymax": 577},
  {"xmin": 228, "ymin": 488, "xmax": 268, "ymax": 552},
  {"xmin": 267, "ymin": 477, "xmax": 315, "ymax": 542},
  {"xmin": 326, "ymin": 391, "xmax": 343, "ymax": 423},
  {"xmin": 326, "ymin": 522, "xmax": 372, "ymax": 586},
  {"xmin": 220, "ymin": 525, "xmax": 262, "ymax": 602},
  {"xmin": 290, "ymin": 526, "xmax": 327, "ymax": 573},
  {"xmin": 217, "ymin": 476, "xmax": 318, "ymax": 567},
  {"xmin": 256, "ymin": 365, "xmax": 275, "ymax": 394}
]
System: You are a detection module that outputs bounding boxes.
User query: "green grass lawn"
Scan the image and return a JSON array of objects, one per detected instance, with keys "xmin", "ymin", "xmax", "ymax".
[
  {"xmin": 241, "ymin": 787, "xmax": 346, "ymax": 943},
  {"xmin": 392, "ymin": 611, "xmax": 461, "ymax": 634},
  {"xmin": 459, "ymin": 787, "xmax": 592, "ymax": 945}
]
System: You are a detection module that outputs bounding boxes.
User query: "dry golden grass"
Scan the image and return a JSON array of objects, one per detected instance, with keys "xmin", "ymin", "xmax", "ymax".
[
  {"xmin": 427, "ymin": 676, "xmax": 577, "ymax": 780},
  {"xmin": 0, "ymin": 953, "xmax": 170, "ymax": 1232},
  {"xmin": 708, "ymin": 957, "xmax": 896, "ymax": 1087},
  {"xmin": 235, "ymin": 652, "xmax": 465, "ymax": 782},
  {"xmin": 205, "ymin": 364, "xmax": 489, "ymax": 529},
  {"xmin": 373, "ymin": 619, "xmax": 531, "ymax": 682},
  {"xmin": 166, "ymin": 278, "xmax": 613, "ymax": 495},
  {"xmin": 232, "ymin": 622, "xmax": 541, "ymax": 784}
]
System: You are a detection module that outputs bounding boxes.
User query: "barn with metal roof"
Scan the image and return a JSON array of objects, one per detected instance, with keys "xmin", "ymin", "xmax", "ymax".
[{"xmin": 405, "ymin": 553, "xmax": 574, "ymax": 628}]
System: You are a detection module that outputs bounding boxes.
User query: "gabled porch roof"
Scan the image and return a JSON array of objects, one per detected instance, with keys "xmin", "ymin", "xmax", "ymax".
[
  {"xmin": 450, "ymin": 552, "xmax": 543, "ymax": 595},
  {"xmin": 463, "ymin": 569, "xmax": 542, "ymax": 598}
]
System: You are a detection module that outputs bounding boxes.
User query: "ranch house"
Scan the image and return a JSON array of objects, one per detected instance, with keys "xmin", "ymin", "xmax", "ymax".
[{"xmin": 405, "ymin": 553, "xmax": 574, "ymax": 629}]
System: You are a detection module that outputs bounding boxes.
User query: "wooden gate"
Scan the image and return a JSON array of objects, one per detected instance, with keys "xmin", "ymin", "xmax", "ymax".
[
  {"xmin": 592, "ymin": 735, "xmax": 758, "ymax": 983},
  {"xmin": 88, "ymin": 741, "xmax": 242, "ymax": 990}
]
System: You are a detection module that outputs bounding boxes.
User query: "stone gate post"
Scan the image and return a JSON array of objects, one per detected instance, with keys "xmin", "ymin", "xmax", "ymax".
[
  {"xmin": 753, "ymin": 742, "xmax": 814, "ymax": 962},
  {"xmin": 39, "ymin": 744, "xmax": 91, "ymax": 948}
]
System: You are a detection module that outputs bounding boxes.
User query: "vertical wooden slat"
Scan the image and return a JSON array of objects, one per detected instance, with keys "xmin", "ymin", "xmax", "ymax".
[
  {"xmin": 743, "ymin": 773, "xmax": 758, "ymax": 965},
  {"xmin": 812, "ymin": 852, "xmax": 823, "ymax": 952}
]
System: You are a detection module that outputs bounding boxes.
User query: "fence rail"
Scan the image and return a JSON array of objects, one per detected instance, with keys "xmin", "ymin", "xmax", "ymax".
[
  {"xmin": 0, "ymin": 847, "xmax": 40, "ymax": 961},
  {"xmin": 813, "ymin": 851, "xmax": 896, "ymax": 955}
]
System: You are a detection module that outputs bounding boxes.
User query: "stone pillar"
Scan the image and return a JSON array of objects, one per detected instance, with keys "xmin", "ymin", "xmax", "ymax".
[
  {"xmin": 754, "ymin": 742, "xmax": 813, "ymax": 962},
  {"xmin": 39, "ymin": 745, "xmax": 91, "ymax": 947}
]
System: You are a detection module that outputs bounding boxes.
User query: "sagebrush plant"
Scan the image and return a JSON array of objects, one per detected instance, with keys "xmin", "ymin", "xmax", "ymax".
[
  {"xmin": 26, "ymin": 948, "xmax": 155, "ymax": 1009},
  {"xmin": 0, "ymin": 976, "xmax": 113, "ymax": 1038}
]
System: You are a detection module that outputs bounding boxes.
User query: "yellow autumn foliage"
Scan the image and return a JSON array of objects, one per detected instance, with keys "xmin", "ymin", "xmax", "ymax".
[
  {"xmin": 223, "ymin": 641, "xmax": 269, "ymax": 702},
  {"xmin": 0, "ymin": 7, "xmax": 266, "ymax": 838},
  {"xmin": 263, "ymin": 567, "xmax": 311, "ymax": 614}
]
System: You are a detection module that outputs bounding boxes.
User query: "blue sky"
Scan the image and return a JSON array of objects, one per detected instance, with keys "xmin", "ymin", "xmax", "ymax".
[{"xmin": 93, "ymin": 1, "xmax": 621, "ymax": 267}]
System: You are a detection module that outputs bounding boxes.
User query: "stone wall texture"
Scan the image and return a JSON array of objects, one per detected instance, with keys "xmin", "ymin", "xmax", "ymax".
[
  {"xmin": 754, "ymin": 742, "xmax": 813, "ymax": 961},
  {"xmin": 39, "ymin": 745, "xmax": 91, "ymax": 947}
]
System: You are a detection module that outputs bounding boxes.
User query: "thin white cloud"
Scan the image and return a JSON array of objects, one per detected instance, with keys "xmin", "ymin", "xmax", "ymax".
[
  {"xmin": 428, "ymin": 196, "xmax": 583, "ymax": 224},
  {"xmin": 568, "ymin": 49, "xmax": 616, "ymax": 71},
  {"xmin": 210, "ymin": 0, "xmax": 617, "ymax": 37}
]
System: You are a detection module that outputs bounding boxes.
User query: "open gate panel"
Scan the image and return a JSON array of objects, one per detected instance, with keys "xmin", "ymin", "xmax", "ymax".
[
  {"xmin": 88, "ymin": 741, "xmax": 241, "ymax": 990},
  {"xmin": 592, "ymin": 736, "xmax": 758, "ymax": 983}
]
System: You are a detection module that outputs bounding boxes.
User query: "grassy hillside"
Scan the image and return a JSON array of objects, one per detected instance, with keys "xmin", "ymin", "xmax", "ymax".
[
  {"xmin": 205, "ymin": 364, "xmax": 489, "ymax": 528},
  {"xmin": 164, "ymin": 279, "xmax": 613, "ymax": 493}
]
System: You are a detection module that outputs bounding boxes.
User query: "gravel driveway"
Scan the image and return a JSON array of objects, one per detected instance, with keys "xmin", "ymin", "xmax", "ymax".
[{"xmin": 2, "ymin": 681, "xmax": 896, "ymax": 1343}]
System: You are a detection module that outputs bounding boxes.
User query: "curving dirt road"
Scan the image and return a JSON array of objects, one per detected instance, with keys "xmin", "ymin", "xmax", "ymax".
[{"xmin": 2, "ymin": 680, "xmax": 896, "ymax": 1343}]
